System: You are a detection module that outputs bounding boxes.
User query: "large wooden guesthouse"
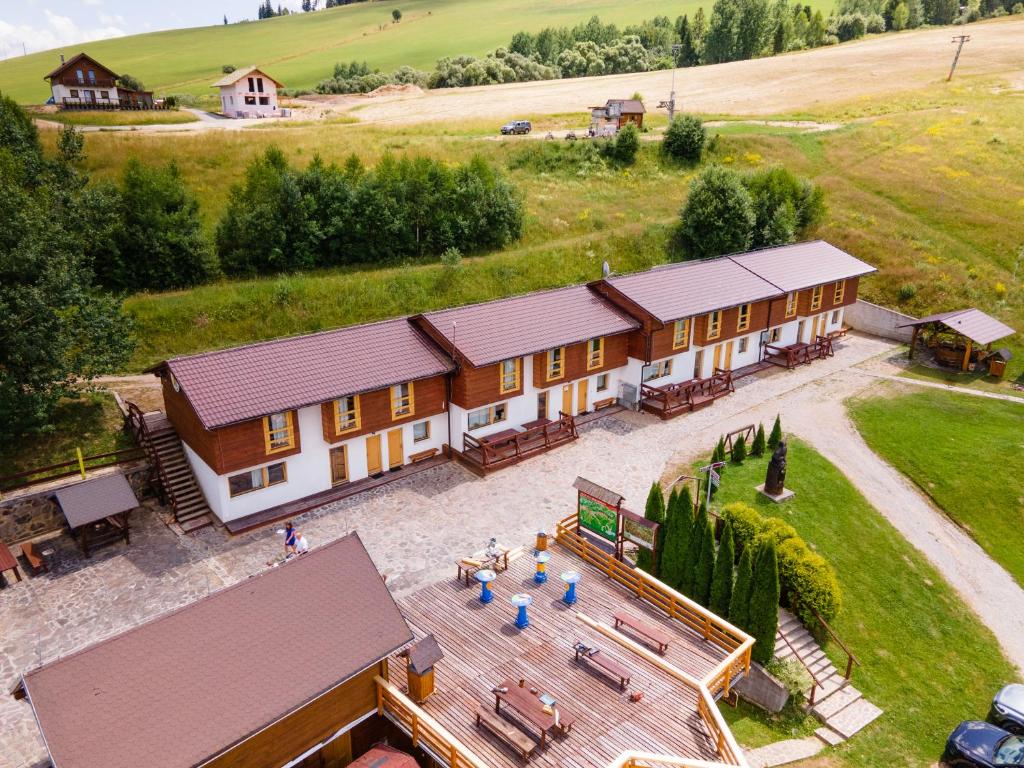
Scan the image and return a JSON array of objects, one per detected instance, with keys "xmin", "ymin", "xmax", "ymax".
[{"xmin": 152, "ymin": 241, "xmax": 874, "ymax": 527}]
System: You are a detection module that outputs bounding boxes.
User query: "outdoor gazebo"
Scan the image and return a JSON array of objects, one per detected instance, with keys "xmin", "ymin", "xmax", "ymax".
[{"xmin": 900, "ymin": 308, "xmax": 1015, "ymax": 376}]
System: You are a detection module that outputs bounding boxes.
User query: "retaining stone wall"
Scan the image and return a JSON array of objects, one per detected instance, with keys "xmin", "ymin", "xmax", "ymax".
[{"xmin": 844, "ymin": 299, "xmax": 916, "ymax": 343}]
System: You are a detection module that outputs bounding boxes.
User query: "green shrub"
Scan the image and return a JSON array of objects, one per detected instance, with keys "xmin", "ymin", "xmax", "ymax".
[
  {"xmin": 720, "ymin": 502, "xmax": 763, "ymax": 551},
  {"xmin": 768, "ymin": 414, "xmax": 783, "ymax": 450},
  {"xmin": 898, "ymin": 283, "xmax": 918, "ymax": 301},
  {"xmin": 1014, "ymin": 2, "xmax": 1024, "ymax": 13},
  {"xmin": 729, "ymin": 546, "xmax": 755, "ymax": 630},
  {"xmin": 609, "ymin": 123, "xmax": 641, "ymax": 165},
  {"xmin": 662, "ymin": 114, "xmax": 706, "ymax": 163},
  {"xmin": 748, "ymin": 540, "xmax": 781, "ymax": 666},
  {"xmin": 669, "ymin": 165, "xmax": 755, "ymax": 261},
  {"xmin": 730, "ymin": 435, "xmax": 747, "ymax": 464},
  {"xmin": 692, "ymin": 508, "xmax": 716, "ymax": 606},
  {"xmin": 778, "ymin": 537, "xmax": 843, "ymax": 624},
  {"xmin": 755, "ymin": 516, "xmax": 799, "ymax": 547},
  {"xmin": 636, "ymin": 481, "xmax": 666, "ymax": 574},
  {"xmin": 751, "ymin": 424, "xmax": 766, "ymax": 457},
  {"xmin": 766, "ymin": 657, "xmax": 813, "ymax": 705},
  {"xmin": 709, "ymin": 520, "xmax": 735, "ymax": 616}
]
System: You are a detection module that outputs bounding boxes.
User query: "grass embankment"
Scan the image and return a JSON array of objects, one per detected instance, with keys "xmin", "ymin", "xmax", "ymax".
[
  {"xmin": 0, "ymin": 0, "xmax": 838, "ymax": 103},
  {"xmin": 849, "ymin": 386, "xmax": 1024, "ymax": 587},
  {"xmin": 0, "ymin": 393, "xmax": 133, "ymax": 479},
  {"xmin": 32, "ymin": 109, "xmax": 198, "ymax": 126},
  {"xmin": 707, "ymin": 440, "xmax": 1017, "ymax": 767}
]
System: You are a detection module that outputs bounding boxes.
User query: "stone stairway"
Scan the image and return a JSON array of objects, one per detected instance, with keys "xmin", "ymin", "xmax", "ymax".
[
  {"xmin": 775, "ymin": 608, "xmax": 883, "ymax": 746},
  {"xmin": 138, "ymin": 411, "xmax": 213, "ymax": 533}
]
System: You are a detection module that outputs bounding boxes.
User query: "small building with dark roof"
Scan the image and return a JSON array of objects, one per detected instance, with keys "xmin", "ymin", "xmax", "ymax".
[{"xmin": 12, "ymin": 533, "xmax": 414, "ymax": 768}]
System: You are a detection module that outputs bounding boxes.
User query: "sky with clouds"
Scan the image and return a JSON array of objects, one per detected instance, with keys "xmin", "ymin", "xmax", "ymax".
[{"xmin": 0, "ymin": 0, "xmax": 305, "ymax": 57}]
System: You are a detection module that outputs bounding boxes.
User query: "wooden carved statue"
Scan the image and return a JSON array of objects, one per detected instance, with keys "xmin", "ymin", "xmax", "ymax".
[{"xmin": 765, "ymin": 440, "xmax": 788, "ymax": 495}]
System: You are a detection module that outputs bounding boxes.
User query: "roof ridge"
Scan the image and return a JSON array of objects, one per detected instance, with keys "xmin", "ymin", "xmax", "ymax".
[
  {"xmin": 22, "ymin": 533, "xmax": 362, "ymax": 678},
  {"xmin": 424, "ymin": 281, "xmax": 601, "ymax": 318}
]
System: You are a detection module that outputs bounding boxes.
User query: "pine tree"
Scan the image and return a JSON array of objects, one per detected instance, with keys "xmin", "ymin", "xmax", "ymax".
[
  {"xmin": 729, "ymin": 545, "xmax": 754, "ymax": 630},
  {"xmin": 660, "ymin": 485, "xmax": 695, "ymax": 590},
  {"xmin": 748, "ymin": 540, "xmax": 781, "ymax": 666},
  {"xmin": 751, "ymin": 423, "xmax": 766, "ymax": 457},
  {"xmin": 709, "ymin": 520, "xmax": 735, "ymax": 617},
  {"xmin": 767, "ymin": 414, "xmax": 783, "ymax": 450},
  {"xmin": 656, "ymin": 486, "xmax": 678, "ymax": 576},
  {"xmin": 680, "ymin": 502, "xmax": 705, "ymax": 596},
  {"xmin": 730, "ymin": 434, "xmax": 747, "ymax": 464},
  {"xmin": 636, "ymin": 482, "xmax": 666, "ymax": 575},
  {"xmin": 715, "ymin": 435, "xmax": 727, "ymax": 473},
  {"xmin": 692, "ymin": 510, "xmax": 716, "ymax": 606},
  {"xmin": 224, "ymin": 14, "xmax": 229, "ymax": 24}
]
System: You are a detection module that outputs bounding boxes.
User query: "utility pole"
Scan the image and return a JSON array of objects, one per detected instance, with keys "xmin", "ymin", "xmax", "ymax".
[
  {"xmin": 948, "ymin": 35, "xmax": 970, "ymax": 82},
  {"xmin": 658, "ymin": 43, "xmax": 683, "ymax": 122}
]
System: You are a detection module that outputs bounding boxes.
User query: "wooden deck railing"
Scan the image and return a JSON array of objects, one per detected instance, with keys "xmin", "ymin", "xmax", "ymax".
[
  {"xmin": 0, "ymin": 447, "xmax": 145, "ymax": 494},
  {"xmin": 461, "ymin": 414, "xmax": 577, "ymax": 470},
  {"xmin": 640, "ymin": 372, "xmax": 735, "ymax": 418},
  {"xmin": 764, "ymin": 337, "xmax": 834, "ymax": 369},
  {"xmin": 375, "ymin": 676, "xmax": 489, "ymax": 768}
]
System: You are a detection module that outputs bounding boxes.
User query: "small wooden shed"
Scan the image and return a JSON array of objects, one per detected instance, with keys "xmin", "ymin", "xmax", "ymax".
[{"xmin": 900, "ymin": 308, "xmax": 1015, "ymax": 375}]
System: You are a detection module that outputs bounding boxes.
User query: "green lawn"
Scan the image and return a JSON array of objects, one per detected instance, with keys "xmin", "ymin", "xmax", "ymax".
[
  {"xmin": 848, "ymin": 386, "xmax": 1024, "ymax": 587},
  {"xmin": 707, "ymin": 440, "xmax": 1018, "ymax": 767},
  {"xmin": 30, "ymin": 109, "xmax": 198, "ymax": 126},
  {"xmin": 0, "ymin": 0, "xmax": 828, "ymax": 103},
  {"xmin": 0, "ymin": 392, "xmax": 134, "ymax": 480}
]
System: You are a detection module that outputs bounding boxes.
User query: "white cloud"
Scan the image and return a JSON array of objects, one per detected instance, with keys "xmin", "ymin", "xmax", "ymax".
[
  {"xmin": 99, "ymin": 13, "xmax": 126, "ymax": 26},
  {"xmin": 0, "ymin": 10, "xmax": 125, "ymax": 55},
  {"xmin": 82, "ymin": 0, "xmax": 103, "ymax": 6}
]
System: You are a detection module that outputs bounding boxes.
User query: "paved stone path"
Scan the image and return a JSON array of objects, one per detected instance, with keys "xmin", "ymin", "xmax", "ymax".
[
  {"xmin": 745, "ymin": 737, "xmax": 824, "ymax": 768},
  {"xmin": 5, "ymin": 332, "xmax": 1013, "ymax": 768}
]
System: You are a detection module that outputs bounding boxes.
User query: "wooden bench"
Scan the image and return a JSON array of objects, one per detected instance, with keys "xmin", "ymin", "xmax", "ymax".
[
  {"xmin": 476, "ymin": 706, "xmax": 536, "ymax": 760},
  {"xmin": 574, "ymin": 642, "xmax": 631, "ymax": 690},
  {"xmin": 20, "ymin": 541, "xmax": 48, "ymax": 576},
  {"xmin": 827, "ymin": 327, "xmax": 850, "ymax": 340},
  {"xmin": 409, "ymin": 447, "xmax": 438, "ymax": 463},
  {"xmin": 613, "ymin": 611, "xmax": 671, "ymax": 654},
  {"xmin": 593, "ymin": 397, "xmax": 616, "ymax": 410}
]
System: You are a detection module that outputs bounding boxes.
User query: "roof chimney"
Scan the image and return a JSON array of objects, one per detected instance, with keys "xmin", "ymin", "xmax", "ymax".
[{"xmin": 60, "ymin": 54, "xmax": 65, "ymax": 64}]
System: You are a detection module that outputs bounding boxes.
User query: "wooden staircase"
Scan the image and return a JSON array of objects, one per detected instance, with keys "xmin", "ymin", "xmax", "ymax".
[
  {"xmin": 126, "ymin": 404, "xmax": 213, "ymax": 533},
  {"xmin": 775, "ymin": 609, "xmax": 882, "ymax": 745}
]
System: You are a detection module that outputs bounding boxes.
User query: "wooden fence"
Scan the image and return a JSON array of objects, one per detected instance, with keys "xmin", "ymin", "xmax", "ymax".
[{"xmin": 0, "ymin": 447, "xmax": 145, "ymax": 494}]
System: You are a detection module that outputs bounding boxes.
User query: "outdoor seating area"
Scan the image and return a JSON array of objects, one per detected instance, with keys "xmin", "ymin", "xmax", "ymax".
[
  {"xmin": 900, "ymin": 308, "xmax": 1016, "ymax": 376},
  {"xmin": 458, "ymin": 414, "xmax": 579, "ymax": 475},
  {"xmin": 639, "ymin": 371, "xmax": 735, "ymax": 420},
  {"xmin": 763, "ymin": 336, "xmax": 835, "ymax": 369},
  {"xmin": 388, "ymin": 522, "xmax": 752, "ymax": 768}
]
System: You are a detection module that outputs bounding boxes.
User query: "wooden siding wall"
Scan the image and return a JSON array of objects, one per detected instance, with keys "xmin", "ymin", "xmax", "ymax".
[
  {"xmin": 203, "ymin": 662, "xmax": 383, "ymax": 768},
  {"xmin": 531, "ymin": 334, "xmax": 629, "ymax": 390},
  {"xmin": 692, "ymin": 299, "xmax": 772, "ymax": 347},
  {"xmin": 797, "ymin": 277, "xmax": 859, "ymax": 316},
  {"xmin": 162, "ymin": 375, "xmax": 221, "ymax": 471},
  {"xmin": 319, "ymin": 376, "xmax": 447, "ymax": 444},
  {"xmin": 450, "ymin": 360, "xmax": 522, "ymax": 411}
]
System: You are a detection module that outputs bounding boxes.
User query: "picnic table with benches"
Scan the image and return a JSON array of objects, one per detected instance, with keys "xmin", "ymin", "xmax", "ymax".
[
  {"xmin": 476, "ymin": 706, "xmax": 537, "ymax": 760},
  {"xmin": 493, "ymin": 677, "xmax": 576, "ymax": 749},
  {"xmin": 613, "ymin": 611, "xmax": 671, "ymax": 654},
  {"xmin": 456, "ymin": 543, "xmax": 523, "ymax": 585},
  {"xmin": 573, "ymin": 641, "xmax": 632, "ymax": 690}
]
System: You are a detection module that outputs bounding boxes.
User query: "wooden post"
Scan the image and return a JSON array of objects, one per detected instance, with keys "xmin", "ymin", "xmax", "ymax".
[
  {"xmin": 909, "ymin": 325, "xmax": 920, "ymax": 360},
  {"xmin": 962, "ymin": 339, "xmax": 973, "ymax": 371}
]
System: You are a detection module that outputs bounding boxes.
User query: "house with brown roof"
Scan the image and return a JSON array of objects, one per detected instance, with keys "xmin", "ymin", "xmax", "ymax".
[
  {"xmin": 150, "ymin": 318, "xmax": 453, "ymax": 525},
  {"xmin": 12, "ymin": 533, "xmax": 415, "ymax": 768},
  {"xmin": 590, "ymin": 98, "xmax": 645, "ymax": 135},
  {"xmin": 44, "ymin": 53, "xmax": 153, "ymax": 109},
  {"xmin": 212, "ymin": 65, "xmax": 284, "ymax": 118},
  {"xmin": 412, "ymin": 285, "xmax": 640, "ymax": 473}
]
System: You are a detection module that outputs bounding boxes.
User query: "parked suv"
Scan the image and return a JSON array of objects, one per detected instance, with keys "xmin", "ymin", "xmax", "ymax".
[
  {"xmin": 500, "ymin": 120, "xmax": 532, "ymax": 135},
  {"xmin": 990, "ymin": 685, "xmax": 1024, "ymax": 735}
]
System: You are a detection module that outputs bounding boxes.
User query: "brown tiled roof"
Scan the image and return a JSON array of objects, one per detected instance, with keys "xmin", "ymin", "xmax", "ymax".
[
  {"xmin": 21, "ymin": 533, "xmax": 412, "ymax": 768},
  {"xmin": 419, "ymin": 285, "xmax": 639, "ymax": 367},
  {"xmin": 605, "ymin": 257, "xmax": 782, "ymax": 324},
  {"xmin": 164, "ymin": 318, "xmax": 454, "ymax": 429},
  {"xmin": 43, "ymin": 53, "xmax": 117, "ymax": 81},
  {"xmin": 55, "ymin": 473, "xmax": 139, "ymax": 529},
  {"xmin": 728, "ymin": 240, "xmax": 876, "ymax": 293},
  {"xmin": 898, "ymin": 308, "xmax": 1015, "ymax": 345}
]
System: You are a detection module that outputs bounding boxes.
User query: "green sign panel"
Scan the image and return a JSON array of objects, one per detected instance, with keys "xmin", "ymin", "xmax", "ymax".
[{"xmin": 579, "ymin": 493, "xmax": 617, "ymax": 542}]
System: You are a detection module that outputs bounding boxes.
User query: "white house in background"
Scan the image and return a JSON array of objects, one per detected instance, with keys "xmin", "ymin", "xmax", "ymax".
[{"xmin": 211, "ymin": 65, "xmax": 284, "ymax": 118}]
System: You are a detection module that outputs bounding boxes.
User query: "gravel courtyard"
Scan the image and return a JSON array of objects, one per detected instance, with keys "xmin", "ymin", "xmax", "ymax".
[{"xmin": 1, "ymin": 334, "xmax": 896, "ymax": 768}]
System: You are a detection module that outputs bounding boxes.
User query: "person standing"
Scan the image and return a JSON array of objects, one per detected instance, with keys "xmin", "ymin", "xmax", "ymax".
[
  {"xmin": 295, "ymin": 531, "xmax": 310, "ymax": 554},
  {"xmin": 284, "ymin": 522, "xmax": 297, "ymax": 556}
]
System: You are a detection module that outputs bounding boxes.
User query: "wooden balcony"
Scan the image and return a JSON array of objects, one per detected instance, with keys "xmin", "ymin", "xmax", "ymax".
[
  {"xmin": 454, "ymin": 413, "xmax": 578, "ymax": 475},
  {"xmin": 639, "ymin": 370, "xmax": 735, "ymax": 420},
  {"xmin": 763, "ymin": 336, "xmax": 834, "ymax": 369}
]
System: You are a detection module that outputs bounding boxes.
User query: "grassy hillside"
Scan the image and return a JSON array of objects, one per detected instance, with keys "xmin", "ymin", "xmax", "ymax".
[{"xmin": 0, "ymin": 0, "xmax": 832, "ymax": 103}]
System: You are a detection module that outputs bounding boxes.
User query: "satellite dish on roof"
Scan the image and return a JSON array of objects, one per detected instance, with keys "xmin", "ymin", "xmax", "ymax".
[{"xmin": 602, "ymin": 260, "xmax": 611, "ymax": 278}]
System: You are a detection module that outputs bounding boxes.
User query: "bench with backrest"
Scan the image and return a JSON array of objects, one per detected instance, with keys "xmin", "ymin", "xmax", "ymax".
[
  {"xmin": 593, "ymin": 397, "xmax": 616, "ymax": 411},
  {"xmin": 573, "ymin": 641, "xmax": 632, "ymax": 690},
  {"xmin": 613, "ymin": 611, "xmax": 672, "ymax": 654},
  {"xmin": 409, "ymin": 447, "xmax": 439, "ymax": 463},
  {"xmin": 476, "ymin": 705, "xmax": 537, "ymax": 760}
]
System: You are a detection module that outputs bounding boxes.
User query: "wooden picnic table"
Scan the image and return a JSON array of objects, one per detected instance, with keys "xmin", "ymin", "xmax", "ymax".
[
  {"xmin": 494, "ymin": 678, "xmax": 576, "ymax": 748},
  {"xmin": 520, "ymin": 418, "xmax": 552, "ymax": 431},
  {"xmin": 0, "ymin": 542, "xmax": 23, "ymax": 587},
  {"xmin": 480, "ymin": 428, "xmax": 520, "ymax": 446},
  {"xmin": 456, "ymin": 544, "xmax": 512, "ymax": 585}
]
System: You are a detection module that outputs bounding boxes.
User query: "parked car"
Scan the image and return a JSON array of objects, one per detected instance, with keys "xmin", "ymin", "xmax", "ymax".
[
  {"xmin": 500, "ymin": 120, "xmax": 531, "ymax": 135},
  {"xmin": 943, "ymin": 721, "xmax": 1024, "ymax": 767},
  {"xmin": 990, "ymin": 685, "xmax": 1024, "ymax": 735}
]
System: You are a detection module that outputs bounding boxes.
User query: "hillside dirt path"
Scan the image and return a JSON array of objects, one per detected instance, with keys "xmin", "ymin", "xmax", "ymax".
[{"xmin": 340, "ymin": 18, "xmax": 1024, "ymax": 125}]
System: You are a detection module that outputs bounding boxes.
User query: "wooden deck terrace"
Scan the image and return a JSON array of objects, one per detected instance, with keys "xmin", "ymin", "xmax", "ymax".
[
  {"xmin": 639, "ymin": 371, "xmax": 735, "ymax": 421},
  {"xmin": 763, "ymin": 337, "xmax": 834, "ymax": 369},
  {"xmin": 455, "ymin": 414, "xmax": 579, "ymax": 476},
  {"xmin": 388, "ymin": 518, "xmax": 752, "ymax": 768}
]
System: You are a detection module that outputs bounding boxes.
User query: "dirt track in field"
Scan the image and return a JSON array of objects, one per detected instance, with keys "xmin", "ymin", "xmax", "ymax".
[{"xmin": 332, "ymin": 18, "xmax": 1024, "ymax": 125}]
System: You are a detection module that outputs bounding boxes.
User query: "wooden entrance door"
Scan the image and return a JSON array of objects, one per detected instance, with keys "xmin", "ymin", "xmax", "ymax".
[
  {"xmin": 387, "ymin": 428, "xmax": 404, "ymax": 470},
  {"xmin": 723, "ymin": 340, "xmax": 734, "ymax": 371},
  {"xmin": 365, "ymin": 434, "xmax": 382, "ymax": 475},
  {"xmin": 797, "ymin": 320, "xmax": 807, "ymax": 343},
  {"xmin": 561, "ymin": 384, "xmax": 573, "ymax": 416},
  {"xmin": 329, "ymin": 445, "xmax": 348, "ymax": 485},
  {"xmin": 577, "ymin": 380, "xmax": 588, "ymax": 414},
  {"xmin": 693, "ymin": 349, "xmax": 704, "ymax": 379},
  {"xmin": 814, "ymin": 314, "xmax": 825, "ymax": 340},
  {"xmin": 537, "ymin": 391, "xmax": 548, "ymax": 421},
  {"xmin": 712, "ymin": 344, "xmax": 722, "ymax": 372}
]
